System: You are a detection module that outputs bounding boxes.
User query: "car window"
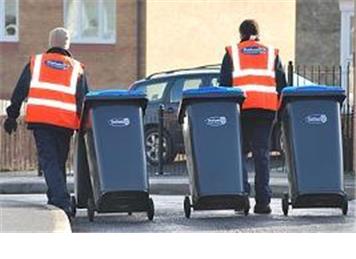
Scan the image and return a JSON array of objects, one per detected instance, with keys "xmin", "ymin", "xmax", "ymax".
[
  {"xmin": 134, "ymin": 81, "xmax": 168, "ymax": 101},
  {"xmin": 170, "ymin": 78, "xmax": 204, "ymax": 103},
  {"xmin": 209, "ymin": 76, "xmax": 219, "ymax": 87}
]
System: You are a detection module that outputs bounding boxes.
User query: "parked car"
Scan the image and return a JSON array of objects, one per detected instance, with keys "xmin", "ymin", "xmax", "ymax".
[
  {"xmin": 129, "ymin": 65, "xmax": 220, "ymax": 165},
  {"xmin": 129, "ymin": 65, "xmax": 315, "ymax": 165}
]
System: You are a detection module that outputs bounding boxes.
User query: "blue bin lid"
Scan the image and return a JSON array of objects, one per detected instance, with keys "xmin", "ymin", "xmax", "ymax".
[
  {"xmin": 178, "ymin": 87, "xmax": 245, "ymax": 124},
  {"xmin": 282, "ymin": 85, "xmax": 345, "ymax": 97},
  {"xmin": 85, "ymin": 89, "xmax": 146, "ymax": 100},
  {"xmin": 83, "ymin": 89, "xmax": 148, "ymax": 115},
  {"xmin": 182, "ymin": 86, "xmax": 245, "ymax": 100},
  {"xmin": 280, "ymin": 86, "xmax": 346, "ymax": 109}
]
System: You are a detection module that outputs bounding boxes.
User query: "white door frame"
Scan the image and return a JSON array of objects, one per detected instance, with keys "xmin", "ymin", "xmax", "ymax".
[{"xmin": 339, "ymin": 0, "xmax": 354, "ymax": 89}]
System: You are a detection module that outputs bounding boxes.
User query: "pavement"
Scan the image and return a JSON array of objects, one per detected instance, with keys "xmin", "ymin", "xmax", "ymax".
[
  {"xmin": 0, "ymin": 194, "xmax": 71, "ymax": 233},
  {"xmin": 0, "ymin": 168, "xmax": 355, "ymax": 233}
]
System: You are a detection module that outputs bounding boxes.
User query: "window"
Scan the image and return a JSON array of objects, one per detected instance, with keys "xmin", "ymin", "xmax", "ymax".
[
  {"xmin": 209, "ymin": 76, "xmax": 220, "ymax": 87},
  {"xmin": 135, "ymin": 81, "xmax": 168, "ymax": 102},
  {"xmin": 0, "ymin": 0, "xmax": 19, "ymax": 42},
  {"xmin": 64, "ymin": 0, "xmax": 116, "ymax": 44},
  {"xmin": 170, "ymin": 78, "xmax": 204, "ymax": 103}
]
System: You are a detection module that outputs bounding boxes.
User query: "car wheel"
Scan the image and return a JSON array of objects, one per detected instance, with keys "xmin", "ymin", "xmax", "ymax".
[{"xmin": 145, "ymin": 127, "xmax": 176, "ymax": 165}]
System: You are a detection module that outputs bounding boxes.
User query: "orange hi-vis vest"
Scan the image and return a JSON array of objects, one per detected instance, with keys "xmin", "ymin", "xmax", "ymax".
[
  {"xmin": 25, "ymin": 53, "xmax": 83, "ymax": 129},
  {"xmin": 226, "ymin": 40, "xmax": 278, "ymax": 111}
]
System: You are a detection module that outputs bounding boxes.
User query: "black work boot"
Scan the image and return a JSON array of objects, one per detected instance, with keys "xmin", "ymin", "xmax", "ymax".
[
  {"xmin": 253, "ymin": 204, "xmax": 272, "ymax": 214},
  {"xmin": 64, "ymin": 208, "xmax": 74, "ymax": 223}
]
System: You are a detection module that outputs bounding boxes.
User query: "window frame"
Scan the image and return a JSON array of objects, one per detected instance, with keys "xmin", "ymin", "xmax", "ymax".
[
  {"xmin": 133, "ymin": 79, "xmax": 170, "ymax": 103},
  {"xmin": 339, "ymin": 0, "xmax": 354, "ymax": 89},
  {"xmin": 340, "ymin": 1, "xmax": 354, "ymax": 65},
  {"xmin": 0, "ymin": 0, "xmax": 19, "ymax": 42},
  {"xmin": 207, "ymin": 74, "xmax": 220, "ymax": 87},
  {"xmin": 169, "ymin": 76, "xmax": 207, "ymax": 104},
  {"xmin": 349, "ymin": 15, "xmax": 354, "ymax": 58},
  {"xmin": 63, "ymin": 0, "xmax": 116, "ymax": 44}
]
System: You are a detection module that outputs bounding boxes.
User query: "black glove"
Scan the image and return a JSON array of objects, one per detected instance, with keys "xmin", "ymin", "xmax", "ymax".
[{"xmin": 3, "ymin": 117, "xmax": 17, "ymax": 135}]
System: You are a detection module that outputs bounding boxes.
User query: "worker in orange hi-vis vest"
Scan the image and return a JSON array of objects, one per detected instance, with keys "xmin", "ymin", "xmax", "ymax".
[
  {"xmin": 3, "ymin": 27, "xmax": 89, "ymax": 220},
  {"xmin": 220, "ymin": 19, "xmax": 287, "ymax": 214}
]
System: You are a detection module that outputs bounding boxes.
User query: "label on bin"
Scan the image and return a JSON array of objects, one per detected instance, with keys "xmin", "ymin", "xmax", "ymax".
[
  {"xmin": 304, "ymin": 114, "xmax": 328, "ymax": 125},
  {"xmin": 108, "ymin": 118, "xmax": 130, "ymax": 127},
  {"xmin": 205, "ymin": 116, "xmax": 227, "ymax": 127}
]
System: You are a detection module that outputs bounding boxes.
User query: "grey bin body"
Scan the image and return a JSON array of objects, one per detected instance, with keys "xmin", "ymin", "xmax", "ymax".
[
  {"xmin": 179, "ymin": 87, "xmax": 248, "ymax": 211},
  {"xmin": 75, "ymin": 90, "xmax": 150, "ymax": 213},
  {"xmin": 280, "ymin": 86, "xmax": 347, "ymax": 209},
  {"xmin": 74, "ymin": 131, "xmax": 91, "ymax": 208}
]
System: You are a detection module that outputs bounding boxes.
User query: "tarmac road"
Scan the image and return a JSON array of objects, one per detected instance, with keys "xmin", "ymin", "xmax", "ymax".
[{"xmin": 71, "ymin": 195, "xmax": 356, "ymax": 233}]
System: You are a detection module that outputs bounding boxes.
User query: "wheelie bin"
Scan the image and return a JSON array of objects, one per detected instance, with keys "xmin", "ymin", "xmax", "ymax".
[
  {"xmin": 279, "ymin": 86, "xmax": 348, "ymax": 216},
  {"xmin": 73, "ymin": 89, "xmax": 154, "ymax": 221},
  {"xmin": 72, "ymin": 130, "xmax": 92, "ymax": 216},
  {"xmin": 178, "ymin": 86, "xmax": 249, "ymax": 218}
]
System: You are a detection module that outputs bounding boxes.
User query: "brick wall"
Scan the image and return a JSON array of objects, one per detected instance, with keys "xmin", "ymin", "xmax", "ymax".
[{"xmin": 0, "ymin": 0, "xmax": 139, "ymax": 99}]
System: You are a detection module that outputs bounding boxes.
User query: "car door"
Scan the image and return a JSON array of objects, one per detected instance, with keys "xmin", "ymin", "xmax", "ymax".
[
  {"xmin": 132, "ymin": 79, "xmax": 170, "ymax": 125},
  {"xmin": 131, "ymin": 78, "xmax": 179, "ymax": 164},
  {"xmin": 164, "ymin": 76, "xmax": 207, "ymax": 153}
]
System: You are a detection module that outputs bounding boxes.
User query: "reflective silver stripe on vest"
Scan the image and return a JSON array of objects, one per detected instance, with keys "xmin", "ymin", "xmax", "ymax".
[
  {"xmin": 27, "ymin": 97, "xmax": 77, "ymax": 112},
  {"xmin": 237, "ymin": 84, "xmax": 277, "ymax": 93},
  {"xmin": 231, "ymin": 44, "xmax": 275, "ymax": 78}
]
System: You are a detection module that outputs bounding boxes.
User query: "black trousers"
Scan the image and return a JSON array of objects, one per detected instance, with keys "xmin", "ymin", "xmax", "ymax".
[
  {"xmin": 241, "ymin": 117, "xmax": 274, "ymax": 206},
  {"xmin": 33, "ymin": 127, "xmax": 72, "ymax": 211}
]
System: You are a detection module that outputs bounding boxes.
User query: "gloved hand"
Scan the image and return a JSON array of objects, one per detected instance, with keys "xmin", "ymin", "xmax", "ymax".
[{"xmin": 3, "ymin": 117, "xmax": 17, "ymax": 135}]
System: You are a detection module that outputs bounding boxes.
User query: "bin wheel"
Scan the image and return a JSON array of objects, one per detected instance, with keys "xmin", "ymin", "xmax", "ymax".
[
  {"xmin": 147, "ymin": 198, "xmax": 155, "ymax": 221},
  {"xmin": 243, "ymin": 197, "xmax": 250, "ymax": 216},
  {"xmin": 341, "ymin": 196, "xmax": 348, "ymax": 216},
  {"xmin": 70, "ymin": 195, "xmax": 77, "ymax": 218},
  {"xmin": 282, "ymin": 193, "xmax": 289, "ymax": 216},
  {"xmin": 184, "ymin": 196, "xmax": 191, "ymax": 219},
  {"xmin": 128, "ymin": 212, "xmax": 132, "ymax": 216},
  {"xmin": 87, "ymin": 198, "xmax": 95, "ymax": 222}
]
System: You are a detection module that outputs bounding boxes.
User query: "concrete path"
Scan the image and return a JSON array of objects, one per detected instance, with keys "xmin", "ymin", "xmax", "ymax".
[{"xmin": 0, "ymin": 194, "xmax": 71, "ymax": 233}]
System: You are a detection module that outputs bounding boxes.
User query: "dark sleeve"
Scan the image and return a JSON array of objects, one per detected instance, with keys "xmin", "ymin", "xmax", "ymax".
[
  {"xmin": 275, "ymin": 55, "xmax": 287, "ymax": 96},
  {"xmin": 76, "ymin": 72, "xmax": 89, "ymax": 115},
  {"xmin": 219, "ymin": 52, "xmax": 233, "ymax": 87},
  {"xmin": 6, "ymin": 63, "xmax": 31, "ymax": 119}
]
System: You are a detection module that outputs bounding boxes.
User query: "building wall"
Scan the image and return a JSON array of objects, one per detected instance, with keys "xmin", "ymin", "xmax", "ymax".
[
  {"xmin": 0, "ymin": 0, "xmax": 138, "ymax": 99},
  {"xmin": 137, "ymin": 0, "xmax": 147, "ymax": 79},
  {"xmin": 145, "ymin": 0, "xmax": 296, "ymax": 76},
  {"xmin": 295, "ymin": 0, "xmax": 341, "ymax": 66},
  {"xmin": 353, "ymin": 0, "xmax": 356, "ymax": 172}
]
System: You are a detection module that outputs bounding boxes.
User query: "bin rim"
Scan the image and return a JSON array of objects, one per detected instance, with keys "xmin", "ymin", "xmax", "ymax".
[
  {"xmin": 85, "ymin": 89, "xmax": 147, "ymax": 100},
  {"xmin": 178, "ymin": 86, "xmax": 245, "ymax": 124},
  {"xmin": 281, "ymin": 85, "xmax": 345, "ymax": 97},
  {"xmin": 83, "ymin": 89, "xmax": 147, "ymax": 108},
  {"xmin": 182, "ymin": 86, "xmax": 245, "ymax": 99},
  {"xmin": 278, "ymin": 85, "xmax": 346, "ymax": 116},
  {"xmin": 80, "ymin": 89, "xmax": 148, "ymax": 131},
  {"xmin": 280, "ymin": 85, "xmax": 346, "ymax": 106}
]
